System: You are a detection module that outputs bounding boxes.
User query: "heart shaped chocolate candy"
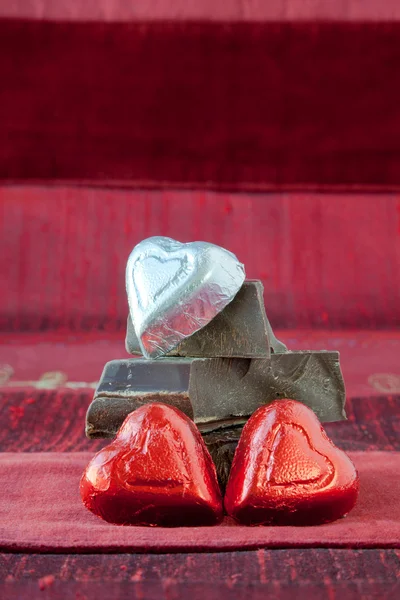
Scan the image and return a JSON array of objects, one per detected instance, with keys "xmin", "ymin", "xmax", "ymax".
[
  {"xmin": 126, "ymin": 237, "xmax": 245, "ymax": 358},
  {"xmin": 81, "ymin": 403, "xmax": 223, "ymax": 526},
  {"xmin": 224, "ymin": 399, "xmax": 359, "ymax": 526}
]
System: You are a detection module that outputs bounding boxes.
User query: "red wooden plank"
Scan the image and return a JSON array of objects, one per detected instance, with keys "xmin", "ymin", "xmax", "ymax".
[
  {"xmin": 0, "ymin": 550, "xmax": 399, "ymax": 600},
  {"xmin": 0, "ymin": 386, "xmax": 398, "ymax": 453}
]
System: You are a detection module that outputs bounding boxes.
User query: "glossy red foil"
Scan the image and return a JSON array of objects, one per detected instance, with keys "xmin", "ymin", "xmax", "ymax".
[
  {"xmin": 80, "ymin": 403, "xmax": 223, "ymax": 526},
  {"xmin": 224, "ymin": 399, "xmax": 359, "ymax": 526}
]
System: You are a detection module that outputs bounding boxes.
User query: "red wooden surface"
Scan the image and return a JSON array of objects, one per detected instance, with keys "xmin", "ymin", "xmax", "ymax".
[
  {"xmin": 1, "ymin": 550, "xmax": 399, "ymax": 599},
  {"xmin": 1, "ymin": 389, "xmax": 399, "ymax": 455},
  {"xmin": 1, "ymin": 189, "xmax": 399, "ymax": 331}
]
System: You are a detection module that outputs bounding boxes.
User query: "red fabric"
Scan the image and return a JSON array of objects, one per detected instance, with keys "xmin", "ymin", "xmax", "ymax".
[
  {"xmin": 0, "ymin": 451, "xmax": 398, "ymax": 552},
  {"xmin": 1, "ymin": 189, "xmax": 399, "ymax": 331},
  {"xmin": 2, "ymin": 17, "xmax": 400, "ymax": 189}
]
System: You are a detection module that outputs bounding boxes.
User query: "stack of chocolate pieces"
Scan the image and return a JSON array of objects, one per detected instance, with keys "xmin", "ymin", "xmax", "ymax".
[{"xmin": 86, "ymin": 237, "xmax": 346, "ymax": 487}]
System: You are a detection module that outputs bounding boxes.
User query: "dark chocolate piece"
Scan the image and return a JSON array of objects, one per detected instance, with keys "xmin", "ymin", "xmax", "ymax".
[
  {"xmin": 126, "ymin": 281, "xmax": 276, "ymax": 358},
  {"xmin": 86, "ymin": 352, "xmax": 345, "ymax": 440},
  {"xmin": 86, "ymin": 358, "xmax": 193, "ymax": 438},
  {"xmin": 190, "ymin": 351, "xmax": 345, "ymax": 430},
  {"xmin": 202, "ymin": 427, "xmax": 242, "ymax": 491}
]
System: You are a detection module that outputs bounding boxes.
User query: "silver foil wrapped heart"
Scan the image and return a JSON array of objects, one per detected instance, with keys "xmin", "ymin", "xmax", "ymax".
[{"xmin": 126, "ymin": 237, "xmax": 246, "ymax": 359}]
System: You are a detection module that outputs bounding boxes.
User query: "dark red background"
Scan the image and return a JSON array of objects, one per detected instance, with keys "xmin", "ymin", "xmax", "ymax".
[
  {"xmin": 1, "ymin": 190, "xmax": 399, "ymax": 332},
  {"xmin": 2, "ymin": 1, "xmax": 400, "ymax": 191}
]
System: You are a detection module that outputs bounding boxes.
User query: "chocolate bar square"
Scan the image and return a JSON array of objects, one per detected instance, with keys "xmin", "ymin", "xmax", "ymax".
[{"xmin": 86, "ymin": 351, "xmax": 345, "ymax": 439}]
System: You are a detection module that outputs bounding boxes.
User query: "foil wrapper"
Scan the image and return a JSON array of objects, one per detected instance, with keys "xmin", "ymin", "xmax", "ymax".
[
  {"xmin": 126, "ymin": 237, "xmax": 246, "ymax": 359},
  {"xmin": 81, "ymin": 403, "xmax": 223, "ymax": 526},
  {"xmin": 224, "ymin": 400, "xmax": 359, "ymax": 526}
]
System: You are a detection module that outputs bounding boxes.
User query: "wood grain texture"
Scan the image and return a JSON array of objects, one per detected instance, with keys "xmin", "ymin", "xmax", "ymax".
[
  {"xmin": 0, "ymin": 390, "xmax": 399, "ymax": 454},
  {"xmin": 0, "ymin": 550, "xmax": 399, "ymax": 599}
]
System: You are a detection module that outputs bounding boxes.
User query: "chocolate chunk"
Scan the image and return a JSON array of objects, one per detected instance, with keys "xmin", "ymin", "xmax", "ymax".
[
  {"xmin": 86, "ymin": 352, "xmax": 345, "ymax": 440},
  {"xmin": 202, "ymin": 428, "xmax": 243, "ymax": 491},
  {"xmin": 189, "ymin": 352, "xmax": 346, "ymax": 429},
  {"xmin": 126, "ymin": 280, "xmax": 280, "ymax": 358},
  {"xmin": 86, "ymin": 359, "xmax": 194, "ymax": 438}
]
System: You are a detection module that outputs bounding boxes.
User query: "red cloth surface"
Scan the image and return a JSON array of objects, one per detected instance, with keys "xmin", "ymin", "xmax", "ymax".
[
  {"xmin": 0, "ymin": 451, "xmax": 398, "ymax": 552},
  {"xmin": 2, "ymin": 12, "xmax": 400, "ymax": 188},
  {"xmin": 1, "ymin": 189, "xmax": 399, "ymax": 331}
]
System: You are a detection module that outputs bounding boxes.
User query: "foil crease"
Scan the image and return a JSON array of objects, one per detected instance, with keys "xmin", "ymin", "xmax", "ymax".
[{"xmin": 126, "ymin": 237, "xmax": 245, "ymax": 359}]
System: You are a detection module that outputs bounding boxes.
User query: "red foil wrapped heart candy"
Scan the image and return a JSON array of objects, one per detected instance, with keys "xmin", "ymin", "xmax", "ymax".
[
  {"xmin": 224, "ymin": 399, "xmax": 359, "ymax": 526},
  {"xmin": 81, "ymin": 403, "xmax": 223, "ymax": 526}
]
